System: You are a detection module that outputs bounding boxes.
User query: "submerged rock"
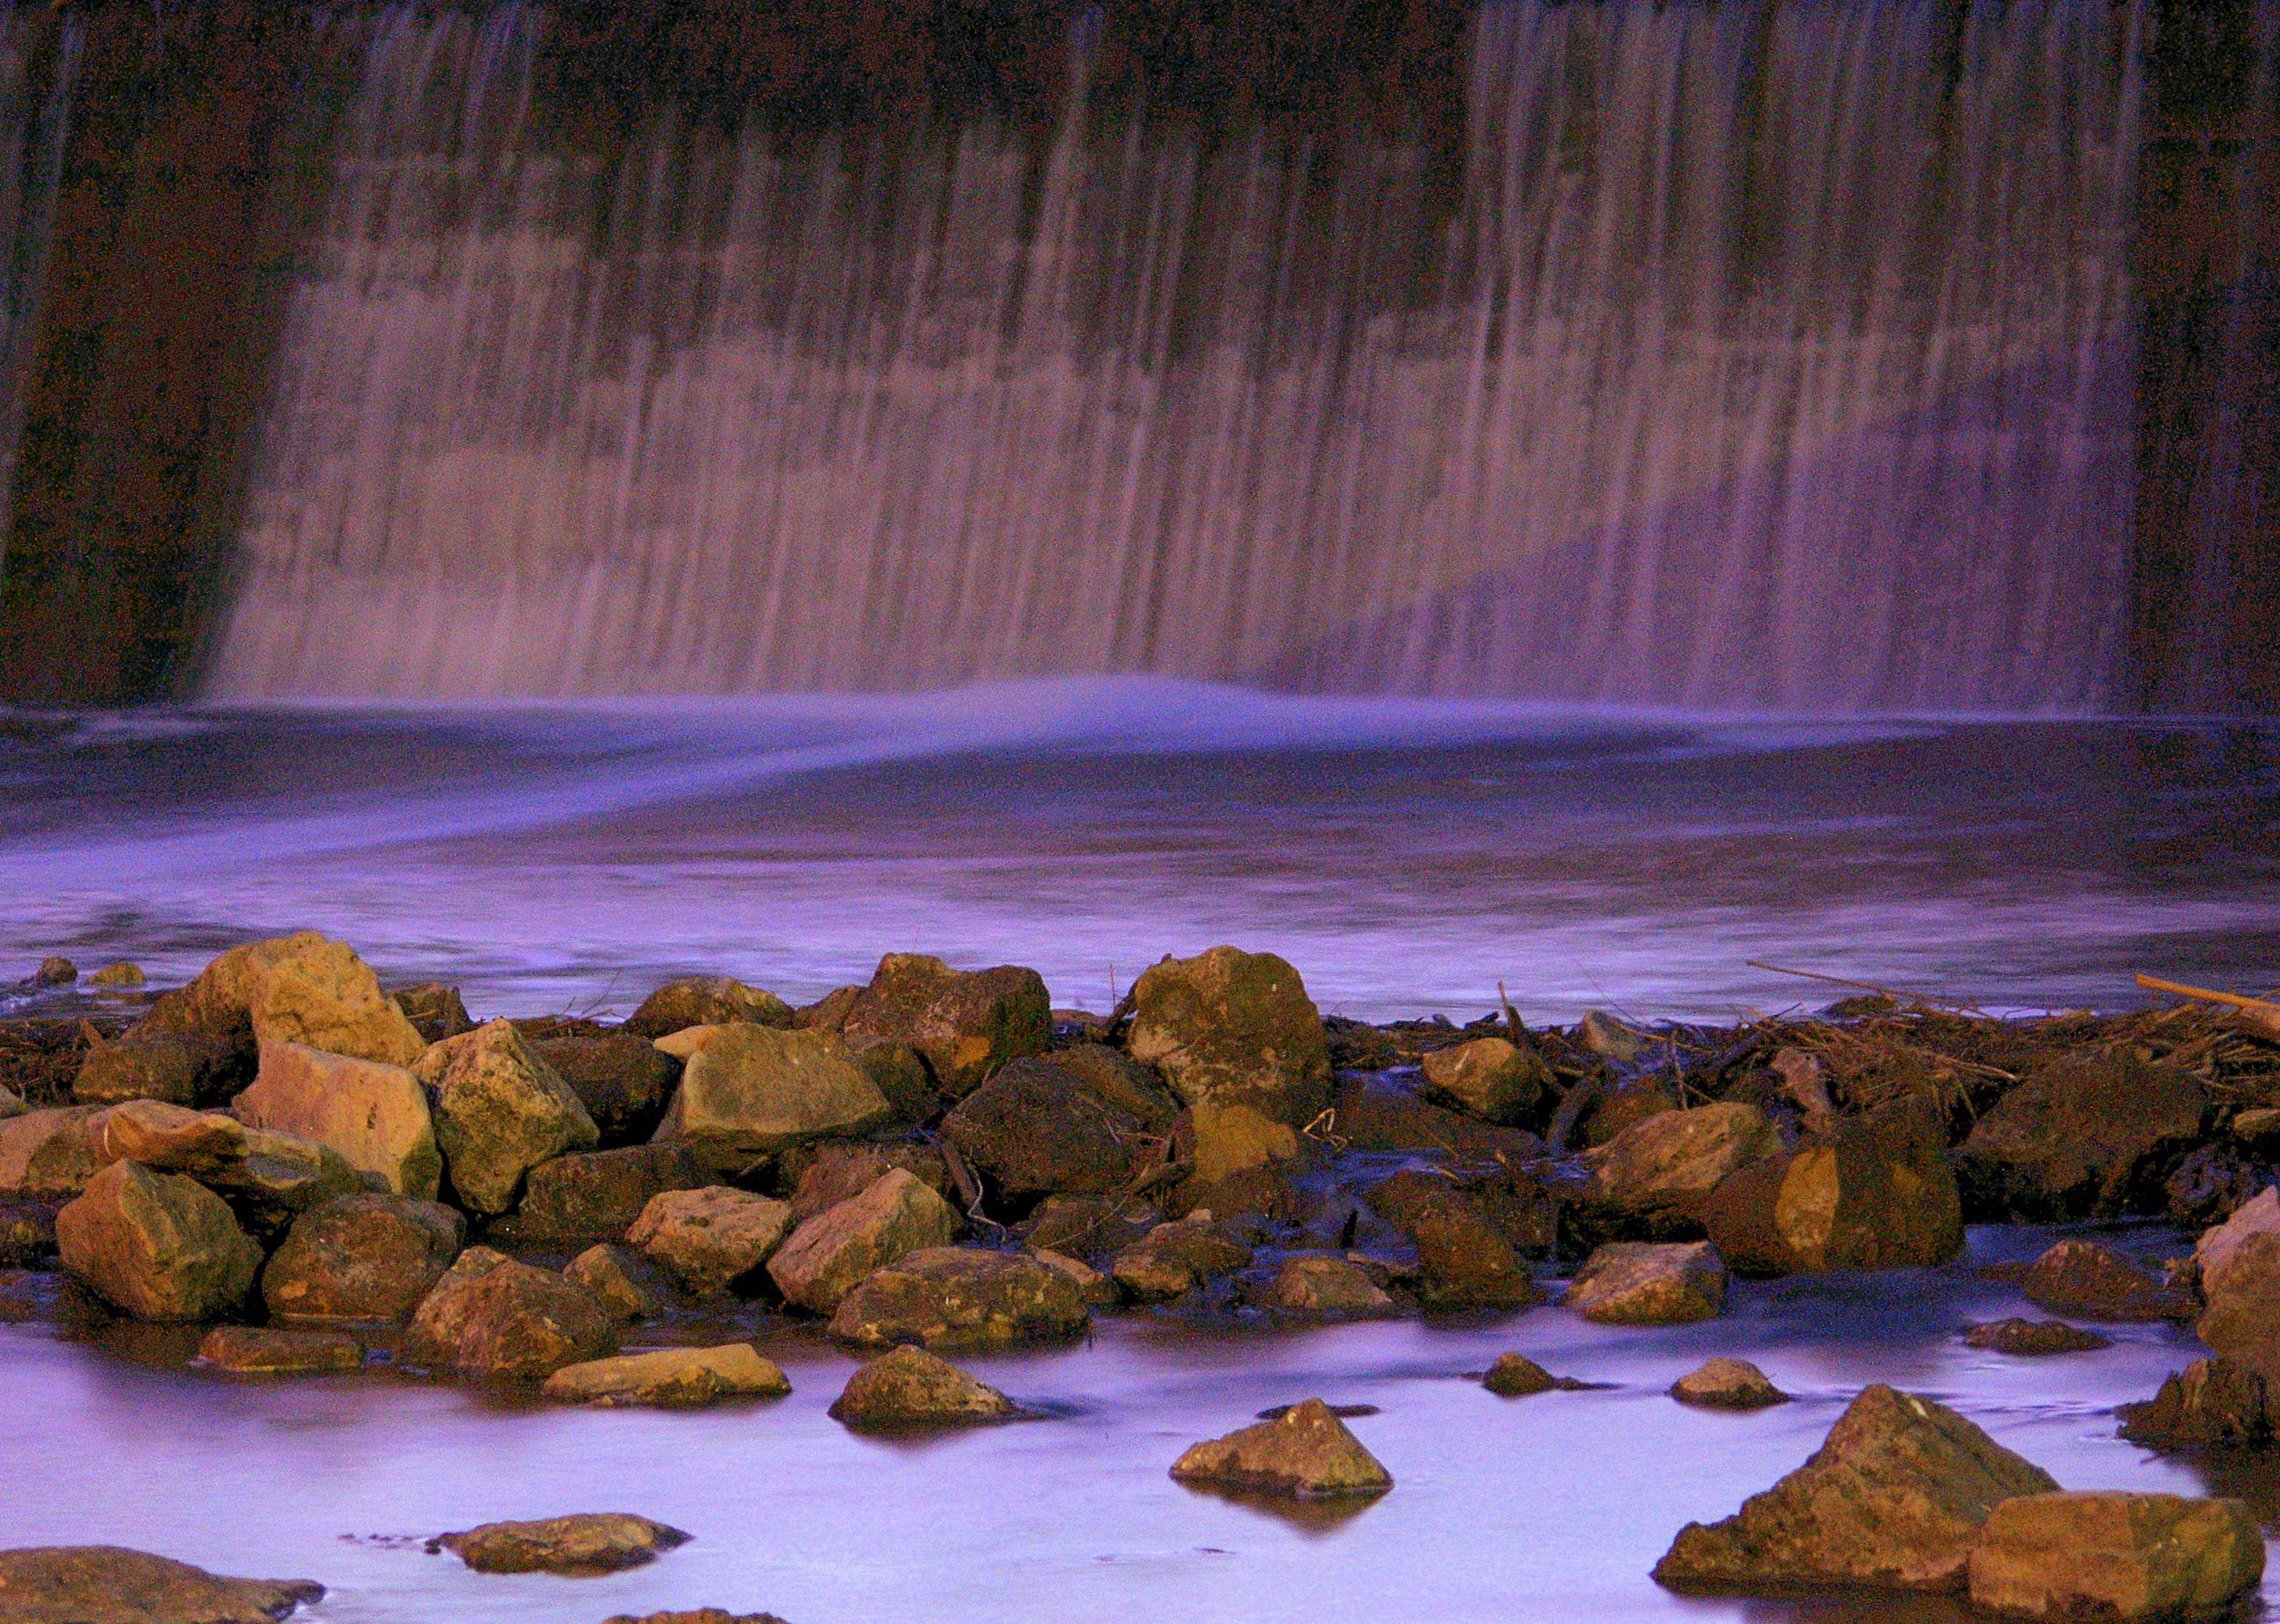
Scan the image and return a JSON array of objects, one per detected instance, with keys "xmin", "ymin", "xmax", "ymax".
[
  {"xmin": 1699, "ymin": 1100, "xmax": 1962, "ymax": 1274},
  {"xmin": 565, "ymin": 1243, "xmax": 679, "ymax": 1322},
  {"xmin": 1170, "ymin": 1399, "xmax": 1392, "ymax": 1499},
  {"xmin": 135, "ymin": 932, "xmax": 425, "ymax": 1068},
  {"xmin": 1419, "ymin": 1036, "xmax": 1548, "ymax": 1125},
  {"xmin": 840, "ymin": 953, "xmax": 1051, "ymax": 1098},
  {"xmin": 512, "ymin": 1143, "xmax": 708, "ymax": 1243},
  {"xmin": 232, "ymin": 1043, "xmax": 440, "ymax": 1200},
  {"xmin": 606, "ymin": 1613, "xmax": 787, "ymax": 1624},
  {"xmin": 431, "ymin": 1514, "xmax": 689, "ymax": 1576},
  {"xmin": 1127, "ymin": 946, "xmax": 1329, "ymax": 1124},
  {"xmin": 542, "ymin": 1343, "xmax": 790, "ymax": 1408},
  {"xmin": 55, "ymin": 1160, "xmax": 261, "ymax": 1321},
  {"xmin": 415, "ymin": 1019, "xmax": 598, "ymax": 1214},
  {"xmin": 828, "ymin": 1343, "xmax": 1017, "ymax": 1428},
  {"xmin": 1564, "ymin": 1242, "xmax": 1727, "ymax": 1326},
  {"xmin": 0, "ymin": 1546, "xmax": 323, "ymax": 1624},
  {"xmin": 1670, "ymin": 1357, "xmax": 1789, "ymax": 1409},
  {"xmin": 829, "ymin": 1245, "xmax": 1087, "ymax": 1350},
  {"xmin": 261, "ymin": 1193, "xmax": 465, "ymax": 1324},
  {"xmin": 627, "ymin": 1186, "xmax": 793, "ymax": 1296},
  {"xmin": 1956, "ymin": 1056, "xmax": 2205, "ymax": 1220},
  {"xmin": 623, "ymin": 976, "xmax": 793, "ymax": 1040},
  {"xmin": 403, "ymin": 1249, "xmax": 617, "ymax": 1383},
  {"xmin": 1482, "ymin": 1353, "xmax": 1585, "ymax": 1397},
  {"xmin": 2118, "ymin": 1357, "xmax": 2277, "ymax": 1448},
  {"xmin": 651, "ymin": 1025, "xmax": 890, "ymax": 1171},
  {"xmin": 1963, "ymin": 1318, "xmax": 2111, "ymax": 1356},
  {"xmin": 197, "ymin": 1324, "xmax": 363, "ymax": 1376},
  {"xmin": 2020, "ymin": 1239, "xmax": 2191, "ymax": 1322},
  {"xmin": 1966, "ymin": 1492, "xmax": 2263, "ymax": 1623},
  {"xmin": 1652, "ymin": 1384, "xmax": 2058, "ymax": 1593},
  {"xmin": 766, "ymin": 1168, "xmax": 961, "ymax": 1314},
  {"xmin": 88, "ymin": 962, "xmax": 147, "ymax": 989}
]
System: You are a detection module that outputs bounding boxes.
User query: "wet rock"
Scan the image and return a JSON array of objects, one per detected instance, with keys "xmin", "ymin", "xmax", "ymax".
[
  {"xmin": 1015, "ymin": 1193, "xmax": 1157, "ymax": 1262},
  {"xmin": 2192, "ymin": 1184, "xmax": 2280, "ymax": 1300},
  {"xmin": 564, "ymin": 1243, "xmax": 677, "ymax": 1322},
  {"xmin": 431, "ymin": 1514, "xmax": 689, "ymax": 1576},
  {"xmin": 30, "ymin": 956, "xmax": 75, "ymax": 986},
  {"xmin": 1966, "ymin": 1492, "xmax": 2263, "ymax": 1623},
  {"xmin": 73, "ymin": 1036, "xmax": 203, "ymax": 1108},
  {"xmin": 197, "ymin": 1324, "xmax": 363, "ymax": 1376},
  {"xmin": 1565, "ymin": 1242, "xmax": 1727, "ymax": 1326},
  {"xmin": 1585, "ymin": 1102, "xmax": 1778, "ymax": 1217},
  {"xmin": 829, "ymin": 1245, "xmax": 1088, "ymax": 1350},
  {"xmin": 1029, "ymin": 1246, "xmax": 1115, "ymax": 1304},
  {"xmin": 2198, "ymin": 1231, "xmax": 2280, "ymax": 1382},
  {"xmin": 2164, "ymin": 1143, "xmax": 2265, "ymax": 1229},
  {"xmin": 1653, "ymin": 1384, "xmax": 2060, "ymax": 1592},
  {"xmin": 55, "ymin": 1160, "xmax": 261, "ymax": 1321},
  {"xmin": 529, "ymin": 1031, "xmax": 680, "ymax": 1146},
  {"xmin": 1364, "ymin": 1172, "xmax": 1541, "ymax": 1309},
  {"xmin": 1956, "ymin": 1056, "xmax": 2206, "ymax": 1220},
  {"xmin": 0, "ymin": 1200, "xmax": 55, "ymax": 1264},
  {"xmin": 840, "ymin": 954, "xmax": 1051, "ymax": 1098},
  {"xmin": 828, "ymin": 1343, "xmax": 1016, "ymax": 1428},
  {"xmin": 232, "ymin": 1043, "xmax": 440, "ymax": 1200},
  {"xmin": 624, "ymin": 976, "xmax": 793, "ymax": 1039},
  {"xmin": 133, "ymin": 931, "xmax": 424, "ymax": 1068},
  {"xmin": 1258, "ymin": 1254, "xmax": 1397, "ymax": 1318},
  {"xmin": 1329, "ymin": 1076, "xmax": 1545, "ymax": 1165},
  {"xmin": 2119, "ymin": 1357, "xmax": 2276, "ymax": 1447},
  {"xmin": 0, "ymin": 1546, "xmax": 323, "ymax": 1624},
  {"xmin": 1963, "ymin": 1318, "xmax": 2112, "ymax": 1356},
  {"xmin": 1483, "ymin": 1352, "xmax": 1585, "ymax": 1396},
  {"xmin": 261, "ymin": 1193, "xmax": 465, "ymax": 1324},
  {"xmin": 847, "ymin": 1037, "xmax": 937, "ymax": 1121},
  {"xmin": 628, "ymin": 1186, "xmax": 794, "ymax": 1295},
  {"xmin": 1419, "ymin": 1036, "xmax": 1549, "ymax": 1125},
  {"xmin": 1048, "ymin": 1043, "xmax": 1180, "ymax": 1130},
  {"xmin": 2020, "ymin": 1239, "xmax": 2191, "ymax": 1322},
  {"xmin": 1582, "ymin": 1073, "xmax": 1684, "ymax": 1148},
  {"xmin": 940, "ymin": 1055, "xmax": 1143, "ymax": 1199},
  {"xmin": 511, "ymin": 1144, "xmax": 708, "ymax": 1243},
  {"xmin": 606, "ymin": 1612, "xmax": 787, "ymax": 1624},
  {"xmin": 390, "ymin": 982, "xmax": 474, "ymax": 1045},
  {"xmin": 1109, "ymin": 1216, "xmax": 1255, "ymax": 1301},
  {"xmin": 766, "ymin": 1168, "xmax": 962, "ymax": 1314},
  {"xmin": 414, "ymin": 1019, "xmax": 598, "ymax": 1214},
  {"xmin": 0, "ymin": 1105, "xmax": 107, "ymax": 1199},
  {"xmin": 1171, "ymin": 1100, "xmax": 1305, "ymax": 1220},
  {"xmin": 782, "ymin": 1141, "xmax": 951, "ymax": 1225},
  {"xmin": 1127, "ymin": 947, "xmax": 1329, "ymax": 1124},
  {"xmin": 1700, "ymin": 1099, "xmax": 1963, "ymax": 1274},
  {"xmin": 403, "ymin": 1249, "xmax": 617, "ymax": 1383},
  {"xmin": 1170, "ymin": 1398, "xmax": 1392, "ymax": 1499},
  {"xmin": 91, "ymin": 1100, "xmax": 364, "ymax": 1239},
  {"xmin": 1671, "ymin": 1357, "xmax": 1788, "ymax": 1409},
  {"xmin": 650, "ymin": 1025, "xmax": 890, "ymax": 1172},
  {"xmin": 88, "ymin": 962, "xmax": 146, "ymax": 989},
  {"xmin": 541, "ymin": 1343, "xmax": 790, "ymax": 1407}
]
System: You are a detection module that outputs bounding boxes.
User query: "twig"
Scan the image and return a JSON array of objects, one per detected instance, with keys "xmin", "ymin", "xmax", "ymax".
[
  {"xmin": 2136, "ymin": 974, "xmax": 2280, "ymax": 1030},
  {"xmin": 1746, "ymin": 960, "xmax": 1986, "ymax": 1016}
]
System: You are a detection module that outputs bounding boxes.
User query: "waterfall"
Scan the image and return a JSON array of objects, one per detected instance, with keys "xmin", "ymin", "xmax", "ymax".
[{"xmin": 205, "ymin": 0, "xmax": 2145, "ymax": 711}]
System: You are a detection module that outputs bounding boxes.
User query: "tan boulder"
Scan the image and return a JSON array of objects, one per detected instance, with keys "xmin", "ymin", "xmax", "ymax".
[
  {"xmin": 232, "ymin": 1042, "xmax": 439, "ymax": 1199},
  {"xmin": 1585, "ymin": 1102, "xmax": 1778, "ymax": 1215},
  {"xmin": 627, "ymin": 1186, "xmax": 793, "ymax": 1295},
  {"xmin": 55, "ymin": 1160, "xmax": 261, "ymax": 1321},
  {"xmin": 261, "ymin": 1193, "xmax": 465, "ymax": 1323},
  {"xmin": 431, "ymin": 1514, "xmax": 688, "ymax": 1575},
  {"xmin": 1259, "ymin": 1254, "xmax": 1397, "ymax": 1318},
  {"xmin": 1700, "ymin": 1100, "xmax": 1963, "ymax": 1274},
  {"xmin": 839, "ymin": 953, "xmax": 1051, "ymax": 1097},
  {"xmin": 828, "ymin": 1343, "xmax": 1016, "ymax": 1428},
  {"xmin": 1966, "ymin": 1492, "xmax": 2262, "ymax": 1622},
  {"xmin": 415, "ymin": 1019, "xmax": 597, "ymax": 1214},
  {"xmin": 0, "ymin": 1547, "xmax": 322, "ymax": 1624},
  {"xmin": 624, "ymin": 976, "xmax": 792, "ymax": 1039},
  {"xmin": 1127, "ymin": 946, "xmax": 1330, "ymax": 1123},
  {"xmin": 89, "ymin": 961, "xmax": 146, "ymax": 988},
  {"xmin": 1564, "ymin": 1242, "xmax": 1727, "ymax": 1326},
  {"xmin": 403, "ymin": 1249, "xmax": 617, "ymax": 1383},
  {"xmin": 564, "ymin": 1243, "xmax": 678, "ymax": 1321},
  {"xmin": 1110, "ymin": 1217, "xmax": 1254, "ymax": 1301},
  {"xmin": 1671, "ymin": 1357, "xmax": 1789, "ymax": 1409},
  {"xmin": 2194, "ymin": 1185, "xmax": 2280, "ymax": 1299},
  {"xmin": 541, "ymin": 1343, "xmax": 789, "ymax": 1407},
  {"xmin": 91, "ymin": 1100, "xmax": 364, "ymax": 1237},
  {"xmin": 197, "ymin": 1324, "xmax": 363, "ymax": 1376},
  {"xmin": 1654, "ymin": 1384, "xmax": 2058, "ymax": 1592},
  {"xmin": 2197, "ymin": 1229, "xmax": 2280, "ymax": 1381},
  {"xmin": 651, "ymin": 1025, "xmax": 889, "ymax": 1171},
  {"xmin": 766, "ymin": 1168, "xmax": 961, "ymax": 1314},
  {"xmin": 134, "ymin": 931, "xmax": 424, "ymax": 1066},
  {"xmin": 1420, "ymin": 1037, "xmax": 1549, "ymax": 1125},
  {"xmin": 2118, "ymin": 1357, "xmax": 2277, "ymax": 1447},
  {"xmin": 1170, "ymin": 1399, "xmax": 1392, "ymax": 1499},
  {"xmin": 829, "ymin": 1246, "xmax": 1088, "ymax": 1350},
  {"xmin": 0, "ymin": 1105, "xmax": 109, "ymax": 1199},
  {"xmin": 73, "ymin": 1036, "xmax": 203, "ymax": 1108}
]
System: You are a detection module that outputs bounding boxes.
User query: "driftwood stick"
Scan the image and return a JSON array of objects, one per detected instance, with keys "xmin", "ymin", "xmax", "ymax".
[{"xmin": 2136, "ymin": 974, "xmax": 2280, "ymax": 1035}]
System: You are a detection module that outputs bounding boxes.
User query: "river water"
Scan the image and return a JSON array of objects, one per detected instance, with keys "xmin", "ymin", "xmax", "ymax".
[{"xmin": 1, "ymin": 684, "xmax": 2275, "ymax": 1023}]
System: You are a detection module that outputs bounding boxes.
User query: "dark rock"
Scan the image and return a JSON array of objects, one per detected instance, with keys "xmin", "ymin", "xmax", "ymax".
[
  {"xmin": 197, "ymin": 1325, "xmax": 363, "ymax": 1376},
  {"xmin": 1330, "ymin": 1077, "xmax": 1543, "ymax": 1163},
  {"xmin": 1047, "ymin": 1043, "xmax": 1179, "ymax": 1130},
  {"xmin": 30, "ymin": 957, "xmax": 75, "ymax": 987},
  {"xmin": 1013, "ymin": 1193, "xmax": 1157, "ymax": 1262},
  {"xmin": 1419, "ymin": 1036, "xmax": 1550, "ymax": 1125},
  {"xmin": 261, "ymin": 1193, "xmax": 465, "ymax": 1325},
  {"xmin": 431, "ymin": 1514, "xmax": 690, "ymax": 1575},
  {"xmin": 829, "ymin": 1245, "xmax": 1087, "ymax": 1350},
  {"xmin": 0, "ymin": 1546, "xmax": 322, "ymax": 1623},
  {"xmin": 403, "ymin": 1249, "xmax": 618, "ymax": 1383},
  {"xmin": 845, "ymin": 1037, "xmax": 937, "ymax": 1122},
  {"xmin": 828, "ymin": 1343, "xmax": 1017, "ymax": 1428},
  {"xmin": 623, "ymin": 976, "xmax": 792, "ymax": 1039},
  {"xmin": 0, "ymin": 1199, "xmax": 55, "ymax": 1264},
  {"xmin": 1670, "ymin": 1357, "xmax": 1789, "ymax": 1409},
  {"xmin": 1957, "ymin": 1056, "xmax": 2206, "ymax": 1219},
  {"xmin": 1364, "ymin": 1172, "xmax": 1541, "ymax": 1309},
  {"xmin": 2119, "ymin": 1357, "xmax": 2276, "ymax": 1447},
  {"xmin": 1581, "ymin": 1074, "xmax": 1682, "ymax": 1148},
  {"xmin": 1108, "ymin": 1216, "xmax": 1254, "ymax": 1301},
  {"xmin": 2165, "ymin": 1143, "xmax": 2266, "ymax": 1229},
  {"xmin": 841, "ymin": 954, "xmax": 1051, "ymax": 1098},
  {"xmin": 529, "ymin": 1031, "xmax": 681, "ymax": 1145},
  {"xmin": 0, "ymin": 1106, "xmax": 109, "ymax": 1200},
  {"xmin": 73, "ymin": 1036, "xmax": 203, "ymax": 1108},
  {"xmin": 1254, "ymin": 1254, "xmax": 1397, "ymax": 1318},
  {"xmin": 1963, "ymin": 1318, "xmax": 2112, "ymax": 1356},
  {"xmin": 390, "ymin": 982, "xmax": 474, "ymax": 1044},
  {"xmin": 511, "ymin": 1144, "xmax": 708, "ymax": 1243},
  {"xmin": 2020, "ymin": 1239, "xmax": 2191, "ymax": 1322},
  {"xmin": 781, "ymin": 1141, "xmax": 951, "ymax": 1225},
  {"xmin": 1127, "ymin": 946, "xmax": 1330, "ymax": 1124},
  {"xmin": 563, "ymin": 1243, "xmax": 677, "ymax": 1321},
  {"xmin": 1170, "ymin": 1399, "xmax": 1392, "ymax": 1499},
  {"xmin": 940, "ymin": 1055, "xmax": 1144, "ymax": 1200},
  {"xmin": 1483, "ymin": 1353, "xmax": 1587, "ymax": 1396},
  {"xmin": 1700, "ymin": 1099, "xmax": 1963, "ymax": 1274}
]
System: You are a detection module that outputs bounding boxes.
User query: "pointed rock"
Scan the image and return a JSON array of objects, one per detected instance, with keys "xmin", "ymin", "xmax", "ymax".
[
  {"xmin": 766, "ymin": 1168, "xmax": 961, "ymax": 1314},
  {"xmin": 829, "ymin": 1344, "xmax": 1016, "ymax": 1428},
  {"xmin": 232, "ymin": 1043, "xmax": 439, "ymax": 1200},
  {"xmin": 1170, "ymin": 1399, "xmax": 1392, "ymax": 1499},
  {"xmin": 415, "ymin": 1019, "xmax": 597, "ymax": 1214}
]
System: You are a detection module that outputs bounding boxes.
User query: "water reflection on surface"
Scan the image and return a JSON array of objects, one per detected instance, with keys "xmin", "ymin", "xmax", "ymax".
[{"xmin": 0, "ymin": 1227, "xmax": 2271, "ymax": 1623}]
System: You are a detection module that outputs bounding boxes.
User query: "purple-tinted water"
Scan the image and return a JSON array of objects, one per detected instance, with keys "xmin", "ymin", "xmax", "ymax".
[{"xmin": 1, "ymin": 683, "xmax": 2275, "ymax": 1022}]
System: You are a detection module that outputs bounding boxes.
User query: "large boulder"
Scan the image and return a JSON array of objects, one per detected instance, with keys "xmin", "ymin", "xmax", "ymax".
[
  {"xmin": 403, "ymin": 1249, "xmax": 617, "ymax": 1383},
  {"xmin": 0, "ymin": 1547, "xmax": 323, "ymax": 1624},
  {"xmin": 132, "ymin": 932, "xmax": 424, "ymax": 1067},
  {"xmin": 55, "ymin": 1160, "xmax": 262, "ymax": 1321},
  {"xmin": 1109, "ymin": 1217, "xmax": 1254, "ymax": 1301},
  {"xmin": 1564, "ymin": 1242, "xmax": 1726, "ymax": 1326},
  {"xmin": 231, "ymin": 1043, "xmax": 440, "ymax": 1199},
  {"xmin": 839, "ymin": 954, "xmax": 1051, "ymax": 1098},
  {"xmin": 829, "ymin": 1344, "xmax": 1017, "ymax": 1428},
  {"xmin": 1170, "ymin": 1100, "xmax": 1305, "ymax": 1220},
  {"xmin": 72, "ymin": 1036, "xmax": 203, "ymax": 1108},
  {"xmin": 260, "ymin": 1193, "xmax": 465, "ymax": 1324},
  {"xmin": 1364, "ymin": 1171, "xmax": 1541, "ymax": 1309},
  {"xmin": 511, "ymin": 1144, "xmax": 708, "ymax": 1242},
  {"xmin": 623, "ymin": 976, "xmax": 792, "ymax": 1039},
  {"xmin": 1966, "ymin": 1492, "xmax": 2263, "ymax": 1623},
  {"xmin": 1653, "ymin": 1384, "xmax": 2059, "ymax": 1592},
  {"xmin": 627, "ymin": 1186, "xmax": 793, "ymax": 1295},
  {"xmin": 939, "ymin": 1056, "xmax": 1142, "ymax": 1199},
  {"xmin": 2119, "ymin": 1358, "xmax": 2277, "ymax": 1447},
  {"xmin": 431, "ymin": 1514, "xmax": 688, "ymax": 1576},
  {"xmin": 1700, "ymin": 1100, "xmax": 1963, "ymax": 1274},
  {"xmin": 766, "ymin": 1169, "xmax": 962, "ymax": 1314},
  {"xmin": 2020, "ymin": 1239, "xmax": 2191, "ymax": 1323},
  {"xmin": 650, "ymin": 1025, "xmax": 889, "ymax": 1172},
  {"xmin": 1585, "ymin": 1103, "xmax": 1778, "ymax": 1217},
  {"xmin": 1419, "ymin": 1036, "xmax": 1549, "ymax": 1125},
  {"xmin": 829, "ymin": 1246, "xmax": 1088, "ymax": 1350},
  {"xmin": 1047, "ymin": 1044, "xmax": 1181, "ymax": 1129},
  {"xmin": 528, "ymin": 1030, "xmax": 681, "ymax": 1144},
  {"xmin": 1169, "ymin": 1399, "xmax": 1392, "ymax": 1499},
  {"xmin": 414, "ymin": 1019, "xmax": 597, "ymax": 1214},
  {"xmin": 2196, "ymin": 1232, "xmax": 2280, "ymax": 1382},
  {"xmin": 2193, "ymin": 1185, "xmax": 2280, "ymax": 1300},
  {"xmin": 0, "ymin": 1106, "xmax": 109, "ymax": 1199},
  {"xmin": 1956, "ymin": 1056, "xmax": 2206, "ymax": 1219},
  {"xmin": 1126, "ymin": 946, "xmax": 1329, "ymax": 1123},
  {"xmin": 541, "ymin": 1344, "xmax": 790, "ymax": 1408},
  {"xmin": 90, "ymin": 1100, "xmax": 363, "ymax": 1239}
]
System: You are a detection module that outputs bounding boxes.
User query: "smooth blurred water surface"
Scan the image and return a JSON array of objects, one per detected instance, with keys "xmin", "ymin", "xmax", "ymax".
[{"xmin": 1, "ymin": 680, "xmax": 2275, "ymax": 1021}]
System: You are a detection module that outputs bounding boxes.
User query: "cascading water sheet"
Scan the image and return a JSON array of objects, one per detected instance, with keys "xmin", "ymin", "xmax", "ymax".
[{"xmin": 207, "ymin": 0, "xmax": 2143, "ymax": 710}]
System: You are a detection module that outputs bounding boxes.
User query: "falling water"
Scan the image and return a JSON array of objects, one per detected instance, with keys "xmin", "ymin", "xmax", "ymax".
[
  {"xmin": 206, "ymin": 0, "xmax": 2144, "ymax": 710},
  {"xmin": 0, "ymin": 9, "xmax": 77, "ymax": 565}
]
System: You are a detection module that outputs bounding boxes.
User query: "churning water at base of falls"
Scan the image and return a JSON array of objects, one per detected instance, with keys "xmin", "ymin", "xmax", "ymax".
[{"xmin": 0, "ymin": 681, "xmax": 2274, "ymax": 1022}]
